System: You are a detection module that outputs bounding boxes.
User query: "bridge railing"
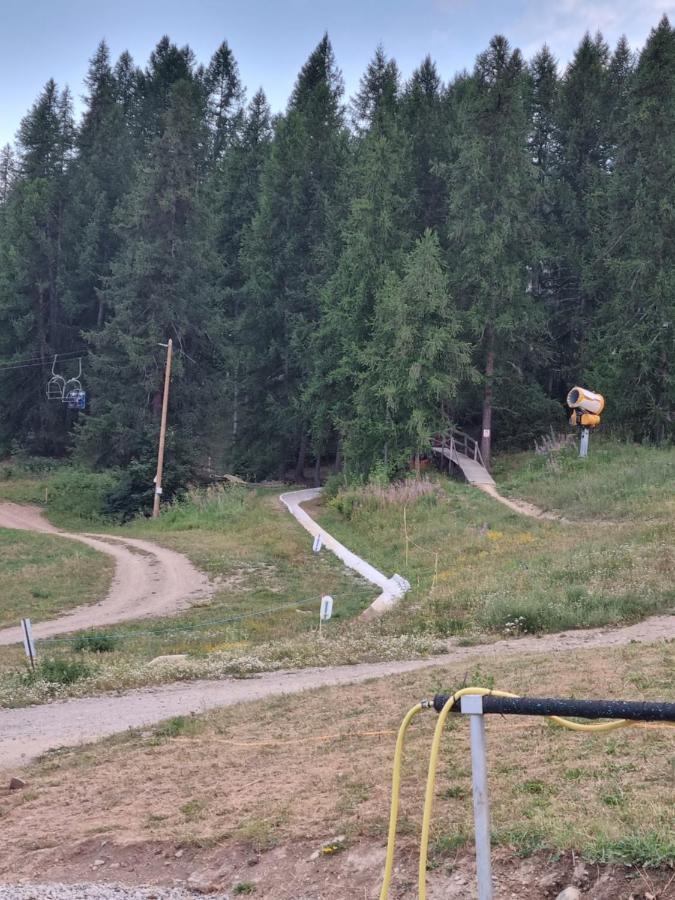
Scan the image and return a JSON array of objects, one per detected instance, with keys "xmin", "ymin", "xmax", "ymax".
[{"xmin": 431, "ymin": 426, "xmax": 485, "ymax": 469}]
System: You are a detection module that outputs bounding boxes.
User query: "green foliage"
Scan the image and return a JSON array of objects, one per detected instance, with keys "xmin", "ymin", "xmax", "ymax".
[
  {"xmin": 47, "ymin": 468, "xmax": 117, "ymax": 524},
  {"xmin": 1, "ymin": 23, "xmax": 674, "ymax": 484},
  {"xmin": 36, "ymin": 657, "xmax": 91, "ymax": 684},
  {"xmin": 72, "ymin": 631, "xmax": 119, "ymax": 653}
]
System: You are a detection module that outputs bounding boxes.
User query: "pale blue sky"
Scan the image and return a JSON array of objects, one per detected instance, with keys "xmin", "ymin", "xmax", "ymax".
[{"xmin": 2, "ymin": 0, "xmax": 673, "ymax": 146}]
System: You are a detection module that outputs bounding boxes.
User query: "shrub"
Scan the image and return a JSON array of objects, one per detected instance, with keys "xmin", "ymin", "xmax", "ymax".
[
  {"xmin": 37, "ymin": 657, "xmax": 91, "ymax": 684},
  {"xmin": 47, "ymin": 468, "xmax": 117, "ymax": 523},
  {"xmin": 72, "ymin": 631, "xmax": 119, "ymax": 653}
]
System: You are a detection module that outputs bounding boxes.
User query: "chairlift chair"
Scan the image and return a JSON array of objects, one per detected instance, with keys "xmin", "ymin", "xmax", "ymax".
[
  {"xmin": 46, "ymin": 355, "xmax": 66, "ymax": 400},
  {"xmin": 63, "ymin": 358, "xmax": 86, "ymax": 410}
]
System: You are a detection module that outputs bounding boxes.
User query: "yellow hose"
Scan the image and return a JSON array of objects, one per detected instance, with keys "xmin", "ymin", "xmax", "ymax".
[
  {"xmin": 379, "ymin": 702, "xmax": 424, "ymax": 900},
  {"xmin": 418, "ymin": 688, "xmax": 518, "ymax": 900},
  {"xmin": 377, "ymin": 684, "xmax": 673, "ymax": 900}
]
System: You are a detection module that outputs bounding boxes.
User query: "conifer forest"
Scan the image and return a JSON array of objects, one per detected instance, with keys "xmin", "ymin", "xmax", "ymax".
[{"xmin": 1, "ymin": 20, "xmax": 673, "ymax": 489}]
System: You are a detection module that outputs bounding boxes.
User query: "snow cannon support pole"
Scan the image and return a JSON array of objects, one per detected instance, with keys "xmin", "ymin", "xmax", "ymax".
[{"xmin": 431, "ymin": 694, "xmax": 675, "ymax": 900}]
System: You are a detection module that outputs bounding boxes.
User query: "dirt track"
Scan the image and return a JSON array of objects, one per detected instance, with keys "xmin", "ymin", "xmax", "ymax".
[
  {"xmin": 0, "ymin": 502, "xmax": 213, "ymax": 646},
  {"xmin": 1, "ymin": 610, "xmax": 673, "ymax": 770}
]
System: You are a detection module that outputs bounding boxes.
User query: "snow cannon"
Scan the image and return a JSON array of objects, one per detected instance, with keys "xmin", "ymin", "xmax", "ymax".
[
  {"xmin": 567, "ymin": 386, "xmax": 605, "ymax": 457},
  {"xmin": 566, "ymin": 386, "xmax": 605, "ymax": 416}
]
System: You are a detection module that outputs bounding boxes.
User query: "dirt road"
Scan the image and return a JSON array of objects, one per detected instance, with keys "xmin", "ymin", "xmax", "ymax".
[
  {"xmin": 0, "ymin": 503, "xmax": 213, "ymax": 646},
  {"xmin": 1, "ymin": 610, "xmax": 672, "ymax": 770}
]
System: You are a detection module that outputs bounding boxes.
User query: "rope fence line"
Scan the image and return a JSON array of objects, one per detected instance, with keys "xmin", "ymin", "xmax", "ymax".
[{"xmin": 33, "ymin": 593, "xmax": 328, "ymax": 647}]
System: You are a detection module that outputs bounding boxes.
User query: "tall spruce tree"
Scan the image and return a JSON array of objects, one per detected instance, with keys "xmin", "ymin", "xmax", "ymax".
[
  {"xmin": 401, "ymin": 56, "xmax": 447, "ymax": 232},
  {"xmin": 307, "ymin": 47, "xmax": 411, "ymax": 472},
  {"xmin": 239, "ymin": 35, "xmax": 348, "ymax": 478},
  {"xmin": 0, "ymin": 81, "xmax": 75, "ymax": 454},
  {"xmin": 208, "ymin": 89, "xmax": 272, "ymax": 459},
  {"xmin": 445, "ymin": 37, "xmax": 547, "ymax": 466},
  {"xmin": 588, "ymin": 18, "xmax": 675, "ymax": 439},
  {"xmin": 65, "ymin": 41, "xmax": 138, "ymax": 332},
  {"xmin": 74, "ymin": 61, "xmax": 215, "ymax": 474},
  {"xmin": 347, "ymin": 230, "xmax": 472, "ymax": 472},
  {"xmin": 203, "ymin": 41, "xmax": 245, "ymax": 161},
  {"xmin": 548, "ymin": 32, "xmax": 612, "ymax": 389}
]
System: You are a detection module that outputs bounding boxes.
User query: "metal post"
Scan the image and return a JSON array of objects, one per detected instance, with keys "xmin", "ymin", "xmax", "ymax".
[
  {"xmin": 579, "ymin": 427, "xmax": 590, "ymax": 459},
  {"xmin": 461, "ymin": 695, "xmax": 493, "ymax": 900}
]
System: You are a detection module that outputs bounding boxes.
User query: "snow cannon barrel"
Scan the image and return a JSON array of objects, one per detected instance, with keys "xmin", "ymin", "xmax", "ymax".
[{"xmin": 567, "ymin": 387, "xmax": 605, "ymax": 415}]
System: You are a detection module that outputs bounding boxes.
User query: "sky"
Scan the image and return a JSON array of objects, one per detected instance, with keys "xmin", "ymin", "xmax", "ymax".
[{"xmin": 2, "ymin": 0, "xmax": 674, "ymax": 146}]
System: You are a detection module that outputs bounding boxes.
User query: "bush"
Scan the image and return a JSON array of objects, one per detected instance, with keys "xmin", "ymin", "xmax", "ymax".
[
  {"xmin": 102, "ymin": 456, "xmax": 190, "ymax": 523},
  {"xmin": 47, "ymin": 468, "xmax": 117, "ymax": 523},
  {"xmin": 72, "ymin": 631, "xmax": 119, "ymax": 653},
  {"xmin": 36, "ymin": 657, "xmax": 91, "ymax": 684}
]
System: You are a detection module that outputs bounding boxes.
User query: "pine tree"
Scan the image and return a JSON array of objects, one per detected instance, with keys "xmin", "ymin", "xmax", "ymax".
[
  {"xmin": 445, "ymin": 37, "xmax": 547, "ymax": 466},
  {"xmin": 0, "ymin": 144, "xmax": 15, "ymax": 206},
  {"xmin": 401, "ymin": 56, "xmax": 447, "ymax": 232},
  {"xmin": 549, "ymin": 32, "xmax": 612, "ymax": 387},
  {"xmin": 347, "ymin": 230, "xmax": 472, "ymax": 472},
  {"xmin": 203, "ymin": 41, "xmax": 245, "ymax": 161},
  {"xmin": 307, "ymin": 46, "xmax": 410, "ymax": 472},
  {"xmin": 0, "ymin": 81, "xmax": 75, "ymax": 454},
  {"xmin": 239, "ymin": 35, "xmax": 348, "ymax": 478},
  {"xmin": 74, "ymin": 73, "xmax": 215, "ymax": 472},
  {"xmin": 208, "ymin": 89, "xmax": 272, "ymax": 457},
  {"xmin": 65, "ymin": 41, "xmax": 138, "ymax": 333},
  {"xmin": 589, "ymin": 17, "xmax": 675, "ymax": 439}
]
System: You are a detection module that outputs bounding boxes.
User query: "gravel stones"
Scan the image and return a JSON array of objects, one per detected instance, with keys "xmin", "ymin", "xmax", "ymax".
[{"xmin": 0, "ymin": 886, "xmax": 231, "ymax": 900}]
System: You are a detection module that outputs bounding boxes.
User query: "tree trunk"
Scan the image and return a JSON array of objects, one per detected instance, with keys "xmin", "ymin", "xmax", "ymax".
[
  {"xmin": 314, "ymin": 456, "xmax": 321, "ymax": 487},
  {"xmin": 333, "ymin": 440, "xmax": 342, "ymax": 474},
  {"xmin": 480, "ymin": 333, "xmax": 495, "ymax": 471},
  {"xmin": 294, "ymin": 430, "xmax": 308, "ymax": 482}
]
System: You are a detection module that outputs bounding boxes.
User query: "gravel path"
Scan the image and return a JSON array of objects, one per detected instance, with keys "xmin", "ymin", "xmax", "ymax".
[
  {"xmin": 0, "ymin": 503, "xmax": 213, "ymax": 646},
  {"xmin": 0, "ymin": 885, "xmax": 231, "ymax": 899},
  {"xmin": 1, "ymin": 611, "xmax": 673, "ymax": 771}
]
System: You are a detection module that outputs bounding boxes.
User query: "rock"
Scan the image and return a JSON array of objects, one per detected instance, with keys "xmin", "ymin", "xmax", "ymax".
[
  {"xmin": 187, "ymin": 867, "xmax": 222, "ymax": 893},
  {"xmin": 92, "ymin": 858, "xmax": 105, "ymax": 867},
  {"xmin": 555, "ymin": 888, "xmax": 581, "ymax": 900},
  {"xmin": 572, "ymin": 861, "xmax": 589, "ymax": 885},
  {"xmin": 9, "ymin": 777, "xmax": 26, "ymax": 790},
  {"xmin": 539, "ymin": 872, "xmax": 561, "ymax": 891},
  {"xmin": 146, "ymin": 653, "xmax": 189, "ymax": 668},
  {"xmin": 175, "ymin": 848, "xmax": 184, "ymax": 858}
]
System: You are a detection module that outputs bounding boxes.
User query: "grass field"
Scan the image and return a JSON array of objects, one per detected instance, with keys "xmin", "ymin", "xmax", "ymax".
[
  {"xmin": 0, "ymin": 529, "xmax": 114, "ymax": 629},
  {"xmin": 0, "ymin": 440, "xmax": 672, "ymax": 707},
  {"xmin": 315, "ymin": 440, "xmax": 675, "ymax": 639},
  {"xmin": 2, "ymin": 642, "xmax": 672, "ymax": 873}
]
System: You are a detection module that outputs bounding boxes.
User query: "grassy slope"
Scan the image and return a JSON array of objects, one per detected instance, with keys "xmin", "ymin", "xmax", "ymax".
[
  {"xmin": 0, "ymin": 440, "xmax": 671, "ymax": 706},
  {"xmin": 3, "ymin": 642, "xmax": 672, "ymax": 868},
  {"xmin": 0, "ymin": 485, "xmax": 389, "ymax": 705},
  {"xmin": 0, "ymin": 530, "xmax": 114, "ymax": 629},
  {"xmin": 315, "ymin": 441, "xmax": 675, "ymax": 639}
]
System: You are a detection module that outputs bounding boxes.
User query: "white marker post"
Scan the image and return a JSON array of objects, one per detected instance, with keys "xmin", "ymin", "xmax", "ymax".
[
  {"xmin": 21, "ymin": 618, "xmax": 37, "ymax": 671},
  {"xmin": 319, "ymin": 595, "xmax": 333, "ymax": 637},
  {"xmin": 312, "ymin": 533, "xmax": 323, "ymax": 553}
]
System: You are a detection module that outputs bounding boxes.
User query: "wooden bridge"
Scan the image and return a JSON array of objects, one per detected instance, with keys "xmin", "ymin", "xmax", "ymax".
[{"xmin": 431, "ymin": 427, "xmax": 495, "ymax": 487}]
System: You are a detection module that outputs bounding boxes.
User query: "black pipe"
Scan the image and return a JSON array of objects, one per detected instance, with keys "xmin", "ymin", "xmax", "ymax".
[{"xmin": 432, "ymin": 694, "xmax": 675, "ymax": 722}]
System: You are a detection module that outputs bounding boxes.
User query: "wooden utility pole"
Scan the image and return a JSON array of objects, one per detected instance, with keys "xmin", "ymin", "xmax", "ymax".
[{"xmin": 153, "ymin": 339, "xmax": 173, "ymax": 518}]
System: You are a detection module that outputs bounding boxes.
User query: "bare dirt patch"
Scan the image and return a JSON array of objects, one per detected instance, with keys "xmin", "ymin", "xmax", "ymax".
[
  {"xmin": 0, "ymin": 502, "xmax": 213, "ymax": 645},
  {"xmin": 2, "ymin": 841, "xmax": 673, "ymax": 899},
  {"xmin": 1, "ymin": 643, "xmax": 672, "ymax": 896}
]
